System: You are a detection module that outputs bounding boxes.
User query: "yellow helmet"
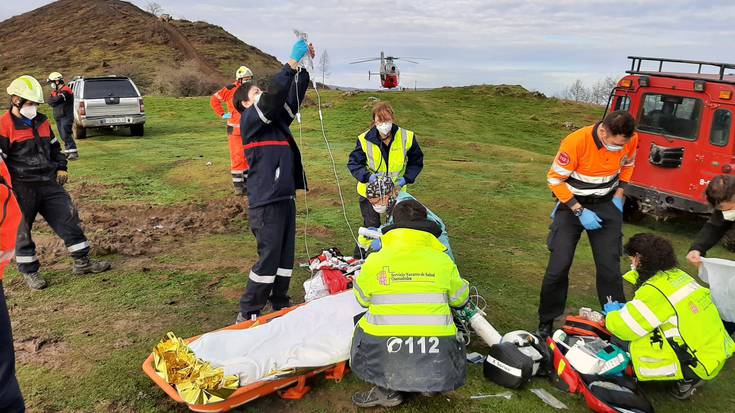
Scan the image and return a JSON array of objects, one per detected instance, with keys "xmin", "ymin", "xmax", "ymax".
[
  {"xmin": 47, "ymin": 72, "xmax": 63, "ymax": 82},
  {"xmin": 7, "ymin": 75, "xmax": 45, "ymax": 104},
  {"xmin": 235, "ymin": 66, "xmax": 253, "ymax": 80}
]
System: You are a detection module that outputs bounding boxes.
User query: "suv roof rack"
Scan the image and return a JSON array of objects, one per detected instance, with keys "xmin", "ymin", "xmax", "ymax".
[{"xmin": 627, "ymin": 56, "xmax": 735, "ymax": 84}]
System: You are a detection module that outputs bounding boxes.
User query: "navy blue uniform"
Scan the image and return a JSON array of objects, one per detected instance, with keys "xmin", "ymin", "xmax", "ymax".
[
  {"xmin": 0, "ymin": 111, "xmax": 89, "ymax": 275},
  {"xmin": 47, "ymin": 84, "xmax": 76, "ymax": 154},
  {"xmin": 238, "ymin": 64, "xmax": 309, "ymax": 317}
]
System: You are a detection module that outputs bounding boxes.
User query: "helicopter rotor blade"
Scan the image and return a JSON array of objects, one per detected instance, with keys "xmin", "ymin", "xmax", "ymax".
[
  {"xmin": 397, "ymin": 57, "xmax": 430, "ymax": 60},
  {"xmin": 401, "ymin": 59, "xmax": 420, "ymax": 64},
  {"xmin": 349, "ymin": 58, "xmax": 381, "ymax": 64}
]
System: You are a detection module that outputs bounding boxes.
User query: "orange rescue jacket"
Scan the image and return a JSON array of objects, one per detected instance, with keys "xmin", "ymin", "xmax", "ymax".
[
  {"xmin": 210, "ymin": 81, "xmax": 243, "ymax": 135},
  {"xmin": 0, "ymin": 159, "xmax": 21, "ymax": 279},
  {"xmin": 547, "ymin": 123, "xmax": 638, "ymax": 206}
]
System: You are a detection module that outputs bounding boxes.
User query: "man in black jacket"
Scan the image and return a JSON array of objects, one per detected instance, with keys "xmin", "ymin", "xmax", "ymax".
[
  {"xmin": 46, "ymin": 72, "xmax": 78, "ymax": 160},
  {"xmin": 232, "ymin": 39, "xmax": 314, "ymax": 322},
  {"xmin": 2, "ymin": 75, "xmax": 110, "ymax": 290}
]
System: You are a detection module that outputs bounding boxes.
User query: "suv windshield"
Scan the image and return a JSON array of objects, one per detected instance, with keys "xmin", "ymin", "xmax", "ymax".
[
  {"xmin": 83, "ymin": 79, "xmax": 138, "ymax": 99},
  {"xmin": 638, "ymin": 93, "xmax": 702, "ymax": 140}
]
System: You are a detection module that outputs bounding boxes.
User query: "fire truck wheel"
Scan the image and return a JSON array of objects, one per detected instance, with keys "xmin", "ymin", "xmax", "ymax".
[{"xmin": 622, "ymin": 198, "xmax": 645, "ymax": 224}]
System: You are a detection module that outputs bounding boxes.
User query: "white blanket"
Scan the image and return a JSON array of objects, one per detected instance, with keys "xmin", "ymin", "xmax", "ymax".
[
  {"xmin": 188, "ymin": 291, "xmax": 365, "ymax": 385},
  {"xmin": 699, "ymin": 257, "xmax": 735, "ymax": 322}
]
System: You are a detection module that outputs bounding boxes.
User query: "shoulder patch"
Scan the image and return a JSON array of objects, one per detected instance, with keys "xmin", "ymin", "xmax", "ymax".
[
  {"xmin": 225, "ymin": 83, "xmax": 236, "ymax": 90},
  {"xmin": 557, "ymin": 152, "xmax": 570, "ymax": 166}
]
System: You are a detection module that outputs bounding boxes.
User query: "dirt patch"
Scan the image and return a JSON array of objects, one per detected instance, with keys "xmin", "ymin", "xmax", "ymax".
[
  {"xmin": 14, "ymin": 335, "xmax": 69, "ymax": 368},
  {"xmin": 31, "ymin": 187, "xmax": 249, "ymax": 260}
]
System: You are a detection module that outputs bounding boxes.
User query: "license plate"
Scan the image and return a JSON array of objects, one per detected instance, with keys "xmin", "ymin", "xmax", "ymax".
[{"xmin": 105, "ymin": 118, "xmax": 126, "ymax": 124}]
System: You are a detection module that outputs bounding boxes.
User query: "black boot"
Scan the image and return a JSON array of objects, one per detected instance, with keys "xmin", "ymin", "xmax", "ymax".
[{"xmin": 536, "ymin": 321, "xmax": 553, "ymax": 339}]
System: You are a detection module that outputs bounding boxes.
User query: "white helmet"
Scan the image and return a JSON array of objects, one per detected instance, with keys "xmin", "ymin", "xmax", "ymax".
[
  {"xmin": 235, "ymin": 65, "xmax": 253, "ymax": 80},
  {"xmin": 47, "ymin": 72, "xmax": 63, "ymax": 82},
  {"xmin": 7, "ymin": 75, "xmax": 45, "ymax": 104}
]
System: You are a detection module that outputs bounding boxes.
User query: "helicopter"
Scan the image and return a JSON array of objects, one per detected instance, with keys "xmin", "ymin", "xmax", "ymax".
[{"xmin": 350, "ymin": 51, "xmax": 426, "ymax": 89}]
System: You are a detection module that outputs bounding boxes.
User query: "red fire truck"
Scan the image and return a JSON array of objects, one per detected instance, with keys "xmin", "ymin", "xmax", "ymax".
[{"xmin": 608, "ymin": 57, "xmax": 735, "ymax": 220}]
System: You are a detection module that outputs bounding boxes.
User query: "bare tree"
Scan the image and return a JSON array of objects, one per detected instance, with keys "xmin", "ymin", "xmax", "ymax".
[
  {"xmin": 564, "ymin": 79, "xmax": 589, "ymax": 102},
  {"xmin": 590, "ymin": 76, "xmax": 618, "ymax": 105},
  {"xmin": 146, "ymin": 2, "xmax": 163, "ymax": 16},
  {"xmin": 317, "ymin": 49, "xmax": 331, "ymax": 88}
]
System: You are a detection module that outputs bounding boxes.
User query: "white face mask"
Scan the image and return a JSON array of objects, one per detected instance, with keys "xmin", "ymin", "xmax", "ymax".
[
  {"xmin": 604, "ymin": 142, "xmax": 624, "ymax": 152},
  {"xmin": 20, "ymin": 105, "xmax": 37, "ymax": 120},
  {"xmin": 372, "ymin": 204, "xmax": 388, "ymax": 214},
  {"xmin": 376, "ymin": 122, "xmax": 392, "ymax": 136},
  {"xmin": 253, "ymin": 92, "xmax": 262, "ymax": 105},
  {"xmin": 722, "ymin": 208, "xmax": 735, "ymax": 221}
]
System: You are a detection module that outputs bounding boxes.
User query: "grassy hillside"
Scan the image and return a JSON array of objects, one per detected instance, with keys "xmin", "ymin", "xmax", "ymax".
[
  {"xmin": 5, "ymin": 87, "xmax": 734, "ymax": 413},
  {"xmin": 0, "ymin": 0, "xmax": 282, "ymax": 92}
]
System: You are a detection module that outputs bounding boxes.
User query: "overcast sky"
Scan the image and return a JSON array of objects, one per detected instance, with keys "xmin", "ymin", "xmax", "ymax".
[{"xmin": 2, "ymin": 0, "xmax": 734, "ymax": 95}]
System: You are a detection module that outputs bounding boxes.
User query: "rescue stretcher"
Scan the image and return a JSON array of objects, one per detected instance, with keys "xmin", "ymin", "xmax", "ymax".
[{"xmin": 142, "ymin": 305, "xmax": 349, "ymax": 412}]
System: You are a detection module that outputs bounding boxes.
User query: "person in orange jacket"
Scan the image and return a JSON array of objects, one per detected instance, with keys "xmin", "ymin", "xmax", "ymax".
[
  {"xmin": 210, "ymin": 66, "xmax": 253, "ymax": 195},
  {"xmin": 538, "ymin": 110, "xmax": 638, "ymax": 338},
  {"xmin": 0, "ymin": 157, "xmax": 25, "ymax": 412}
]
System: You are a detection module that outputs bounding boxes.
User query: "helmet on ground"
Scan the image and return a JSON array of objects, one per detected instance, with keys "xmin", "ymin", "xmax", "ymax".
[
  {"xmin": 236, "ymin": 66, "xmax": 253, "ymax": 80},
  {"xmin": 7, "ymin": 75, "xmax": 45, "ymax": 104},
  {"xmin": 366, "ymin": 175, "xmax": 395, "ymax": 200},
  {"xmin": 47, "ymin": 72, "xmax": 63, "ymax": 82}
]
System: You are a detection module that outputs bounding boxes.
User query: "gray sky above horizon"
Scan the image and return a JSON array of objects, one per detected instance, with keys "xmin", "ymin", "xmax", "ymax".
[{"xmin": 2, "ymin": 0, "xmax": 734, "ymax": 95}]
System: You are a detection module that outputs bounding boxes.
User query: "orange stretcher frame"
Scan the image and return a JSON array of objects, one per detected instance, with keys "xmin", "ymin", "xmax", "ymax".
[{"xmin": 142, "ymin": 306, "xmax": 349, "ymax": 412}]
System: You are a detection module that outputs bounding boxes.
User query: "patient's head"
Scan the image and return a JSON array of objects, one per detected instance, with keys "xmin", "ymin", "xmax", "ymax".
[{"xmin": 392, "ymin": 200, "xmax": 428, "ymax": 225}]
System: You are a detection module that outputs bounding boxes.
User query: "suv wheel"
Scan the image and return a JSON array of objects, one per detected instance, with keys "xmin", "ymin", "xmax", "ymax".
[
  {"xmin": 73, "ymin": 122, "xmax": 87, "ymax": 139},
  {"xmin": 130, "ymin": 124, "xmax": 144, "ymax": 137}
]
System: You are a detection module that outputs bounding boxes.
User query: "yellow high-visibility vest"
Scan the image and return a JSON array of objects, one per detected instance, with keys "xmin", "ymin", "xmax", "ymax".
[{"xmin": 356, "ymin": 127, "xmax": 415, "ymax": 197}]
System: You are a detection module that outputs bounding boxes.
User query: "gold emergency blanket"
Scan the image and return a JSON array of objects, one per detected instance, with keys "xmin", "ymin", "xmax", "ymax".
[{"xmin": 153, "ymin": 332, "xmax": 239, "ymax": 405}]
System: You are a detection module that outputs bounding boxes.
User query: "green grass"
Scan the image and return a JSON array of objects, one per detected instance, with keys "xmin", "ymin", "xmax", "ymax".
[{"xmin": 6, "ymin": 88, "xmax": 734, "ymax": 412}]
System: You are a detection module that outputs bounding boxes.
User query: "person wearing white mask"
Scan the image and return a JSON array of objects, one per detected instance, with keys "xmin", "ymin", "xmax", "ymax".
[
  {"xmin": 0, "ymin": 76, "xmax": 110, "ymax": 291},
  {"xmin": 347, "ymin": 102, "xmax": 424, "ymax": 258},
  {"xmin": 687, "ymin": 174, "xmax": 735, "ymax": 335},
  {"xmin": 358, "ymin": 175, "xmax": 453, "ymax": 260}
]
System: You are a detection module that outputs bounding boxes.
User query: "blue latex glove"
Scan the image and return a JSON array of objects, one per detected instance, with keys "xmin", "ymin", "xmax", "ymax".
[
  {"xmin": 222, "ymin": 112, "xmax": 232, "ymax": 120},
  {"xmin": 578, "ymin": 208, "xmax": 603, "ymax": 231},
  {"xmin": 396, "ymin": 177, "xmax": 407, "ymax": 188},
  {"xmin": 612, "ymin": 196, "xmax": 624, "ymax": 213},
  {"xmin": 603, "ymin": 301, "xmax": 624, "ymax": 315},
  {"xmin": 550, "ymin": 201, "xmax": 560, "ymax": 219},
  {"xmin": 368, "ymin": 174, "xmax": 379, "ymax": 183},
  {"xmin": 290, "ymin": 39, "xmax": 309, "ymax": 62},
  {"xmin": 370, "ymin": 238, "xmax": 382, "ymax": 251}
]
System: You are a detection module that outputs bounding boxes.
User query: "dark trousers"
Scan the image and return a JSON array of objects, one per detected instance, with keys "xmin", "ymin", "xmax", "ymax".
[
  {"xmin": 239, "ymin": 199, "xmax": 296, "ymax": 317},
  {"xmin": 14, "ymin": 182, "xmax": 89, "ymax": 274},
  {"xmin": 0, "ymin": 282, "xmax": 25, "ymax": 413},
  {"xmin": 538, "ymin": 200, "xmax": 625, "ymax": 324},
  {"xmin": 56, "ymin": 117, "xmax": 76, "ymax": 152},
  {"xmin": 354, "ymin": 196, "xmax": 382, "ymax": 258}
]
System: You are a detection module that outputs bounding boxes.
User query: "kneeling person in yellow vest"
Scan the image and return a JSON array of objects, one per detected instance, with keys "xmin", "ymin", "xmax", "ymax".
[
  {"xmin": 350, "ymin": 199, "xmax": 469, "ymax": 408},
  {"xmin": 606, "ymin": 234, "xmax": 734, "ymax": 400}
]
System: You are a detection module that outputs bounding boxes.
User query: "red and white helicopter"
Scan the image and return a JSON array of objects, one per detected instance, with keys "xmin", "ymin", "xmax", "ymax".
[{"xmin": 350, "ymin": 51, "xmax": 426, "ymax": 89}]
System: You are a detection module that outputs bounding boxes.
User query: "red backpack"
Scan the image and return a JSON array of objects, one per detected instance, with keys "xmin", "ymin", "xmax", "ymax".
[{"xmin": 547, "ymin": 337, "xmax": 654, "ymax": 413}]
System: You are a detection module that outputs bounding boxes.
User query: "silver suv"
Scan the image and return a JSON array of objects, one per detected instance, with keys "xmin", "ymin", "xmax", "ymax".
[{"xmin": 68, "ymin": 76, "xmax": 146, "ymax": 138}]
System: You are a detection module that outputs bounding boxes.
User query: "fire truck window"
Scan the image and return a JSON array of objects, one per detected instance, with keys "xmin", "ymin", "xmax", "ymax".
[
  {"xmin": 613, "ymin": 96, "xmax": 631, "ymax": 112},
  {"xmin": 710, "ymin": 109, "xmax": 732, "ymax": 147},
  {"xmin": 638, "ymin": 94, "xmax": 702, "ymax": 141}
]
